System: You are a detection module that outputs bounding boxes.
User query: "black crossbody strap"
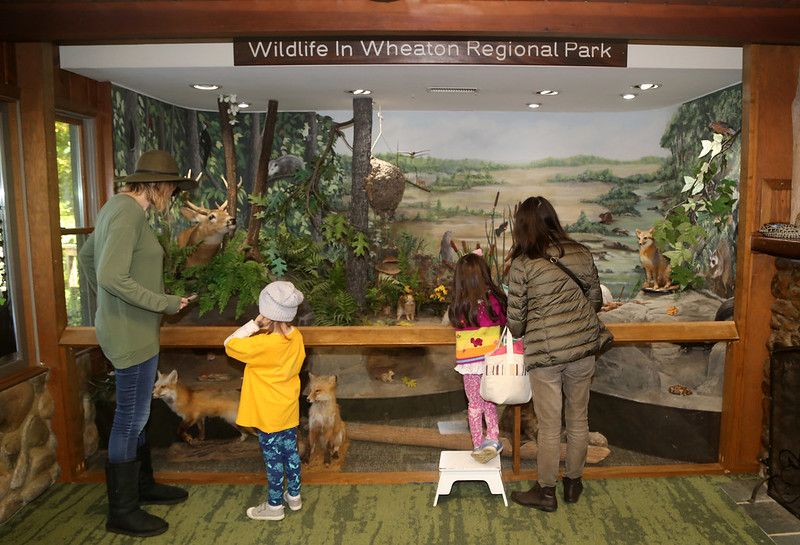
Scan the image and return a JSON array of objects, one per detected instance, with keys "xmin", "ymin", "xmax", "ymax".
[{"xmin": 548, "ymin": 256, "xmax": 588, "ymax": 295}]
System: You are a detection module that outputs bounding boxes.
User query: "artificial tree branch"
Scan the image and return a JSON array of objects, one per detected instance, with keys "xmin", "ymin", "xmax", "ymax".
[{"xmin": 305, "ymin": 119, "xmax": 354, "ymax": 231}]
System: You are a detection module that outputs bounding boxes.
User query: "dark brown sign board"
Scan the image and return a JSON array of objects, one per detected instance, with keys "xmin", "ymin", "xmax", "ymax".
[{"xmin": 234, "ymin": 38, "xmax": 627, "ymax": 67}]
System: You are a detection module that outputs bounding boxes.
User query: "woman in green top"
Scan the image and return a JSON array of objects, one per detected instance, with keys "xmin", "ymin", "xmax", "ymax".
[{"xmin": 79, "ymin": 150, "xmax": 197, "ymax": 538}]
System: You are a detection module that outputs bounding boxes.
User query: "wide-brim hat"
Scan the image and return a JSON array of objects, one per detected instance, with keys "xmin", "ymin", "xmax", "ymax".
[{"xmin": 115, "ymin": 150, "xmax": 198, "ymax": 190}]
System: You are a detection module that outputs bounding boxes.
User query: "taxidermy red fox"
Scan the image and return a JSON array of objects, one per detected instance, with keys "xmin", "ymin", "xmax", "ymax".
[
  {"xmin": 636, "ymin": 228, "xmax": 673, "ymax": 290},
  {"xmin": 152, "ymin": 369, "xmax": 253, "ymax": 444},
  {"xmin": 306, "ymin": 373, "xmax": 346, "ymax": 466}
]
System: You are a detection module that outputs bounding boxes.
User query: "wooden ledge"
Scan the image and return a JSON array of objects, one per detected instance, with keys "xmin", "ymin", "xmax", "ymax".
[
  {"xmin": 751, "ymin": 232, "xmax": 800, "ymax": 259},
  {"xmin": 59, "ymin": 321, "xmax": 738, "ymax": 349}
]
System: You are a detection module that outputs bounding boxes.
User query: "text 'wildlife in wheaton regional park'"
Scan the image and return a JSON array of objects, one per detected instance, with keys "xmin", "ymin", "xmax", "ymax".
[{"xmin": 233, "ymin": 38, "xmax": 628, "ymax": 67}]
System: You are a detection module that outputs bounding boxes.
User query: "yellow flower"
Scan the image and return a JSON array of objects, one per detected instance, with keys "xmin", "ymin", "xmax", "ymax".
[{"xmin": 405, "ymin": 286, "xmax": 413, "ymax": 293}]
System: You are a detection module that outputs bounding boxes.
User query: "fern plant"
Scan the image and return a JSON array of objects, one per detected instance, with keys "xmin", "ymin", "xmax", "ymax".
[
  {"xmin": 165, "ymin": 229, "xmax": 270, "ymax": 319},
  {"xmin": 297, "ymin": 261, "xmax": 358, "ymax": 326}
]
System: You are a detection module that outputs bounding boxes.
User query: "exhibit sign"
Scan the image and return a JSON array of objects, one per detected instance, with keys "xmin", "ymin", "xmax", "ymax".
[{"xmin": 234, "ymin": 38, "xmax": 627, "ymax": 67}]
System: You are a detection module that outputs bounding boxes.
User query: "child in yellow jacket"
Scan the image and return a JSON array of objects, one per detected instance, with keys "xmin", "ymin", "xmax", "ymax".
[{"xmin": 224, "ymin": 281, "xmax": 306, "ymax": 521}]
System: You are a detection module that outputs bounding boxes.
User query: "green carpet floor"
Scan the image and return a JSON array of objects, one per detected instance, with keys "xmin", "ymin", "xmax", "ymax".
[{"xmin": 1, "ymin": 475, "xmax": 772, "ymax": 545}]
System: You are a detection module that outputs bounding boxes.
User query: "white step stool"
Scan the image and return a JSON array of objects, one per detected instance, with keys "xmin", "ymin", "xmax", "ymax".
[{"xmin": 433, "ymin": 450, "xmax": 507, "ymax": 507}]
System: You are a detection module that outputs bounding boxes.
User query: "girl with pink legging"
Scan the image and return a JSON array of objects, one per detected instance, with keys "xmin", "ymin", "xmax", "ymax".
[{"xmin": 448, "ymin": 250, "xmax": 508, "ymax": 463}]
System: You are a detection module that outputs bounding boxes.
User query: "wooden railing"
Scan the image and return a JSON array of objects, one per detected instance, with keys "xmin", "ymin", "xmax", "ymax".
[{"xmin": 59, "ymin": 321, "xmax": 739, "ymax": 349}]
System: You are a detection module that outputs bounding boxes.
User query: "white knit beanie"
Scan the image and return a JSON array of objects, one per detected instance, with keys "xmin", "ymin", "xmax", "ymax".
[{"xmin": 258, "ymin": 281, "xmax": 304, "ymax": 322}]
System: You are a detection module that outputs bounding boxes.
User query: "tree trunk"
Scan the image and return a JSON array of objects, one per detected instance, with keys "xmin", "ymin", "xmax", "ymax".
[
  {"xmin": 792, "ymin": 69, "xmax": 800, "ymax": 221},
  {"xmin": 186, "ymin": 109, "xmax": 201, "ymax": 179},
  {"xmin": 346, "ymin": 97, "xmax": 372, "ymax": 308},
  {"xmin": 243, "ymin": 100, "xmax": 279, "ymax": 263},
  {"xmin": 217, "ymin": 97, "xmax": 239, "ymax": 217},
  {"xmin": 345, "ymin": 423, "xmax": 611, "ymax": 463}
]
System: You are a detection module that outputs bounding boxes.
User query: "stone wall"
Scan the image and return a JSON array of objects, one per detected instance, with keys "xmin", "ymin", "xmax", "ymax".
[
  {"xmin": 763, "ymin": 257, "xmax": 800, "ymax": 463},
  {"xmin": 0, "ymin": 371, "xmax": 60, "ymax": 523}
]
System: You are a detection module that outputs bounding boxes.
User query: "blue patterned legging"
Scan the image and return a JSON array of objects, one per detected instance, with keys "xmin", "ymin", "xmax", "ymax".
[{"xmin": 257, "ymin": 427, "xmax": 301, "ymax": 506}]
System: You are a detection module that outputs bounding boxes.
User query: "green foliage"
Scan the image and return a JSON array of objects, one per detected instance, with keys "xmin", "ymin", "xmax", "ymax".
[
  {"xmin": 365, "ymin": 274, "xmax": 406, "ymax": 314},
  {"xmin": 652, "ymin": 131, "xmax": 739, "ymax": 291},
  {"xmin": 163, "ymin": 230, "xmax": 270, "ymax": 319},
  {"xmin": 587, "ymin": 184, "xmax": 641, "ymax": 216},
  {"xmin": 565, "ymin": 211, "xmax": 612, "ymax": 235},
  {"xmin": 297, "ymin": 261, "xmax": 358, "ymax": 326},
  {"xmin": 656, "ymin": 85, "xmax": 741, "ymax": 192},
  {"xmin": 430, "ymin": 171, "xmax": 500, "ymax": 192},
  {"xmin": 319, "ymin": 212, "xmax": 371, "ymax": 258}
]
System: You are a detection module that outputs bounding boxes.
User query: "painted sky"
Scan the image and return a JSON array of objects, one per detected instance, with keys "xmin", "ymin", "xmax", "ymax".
[{"xmin": 325, "ymin": 106, "xmax": 679, "ymax": 164}]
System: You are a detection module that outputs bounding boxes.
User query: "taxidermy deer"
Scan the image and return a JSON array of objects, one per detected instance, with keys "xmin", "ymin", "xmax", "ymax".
[{"xmin": 176, "ymin": 177, "xmax": 238, "ymax": 269}]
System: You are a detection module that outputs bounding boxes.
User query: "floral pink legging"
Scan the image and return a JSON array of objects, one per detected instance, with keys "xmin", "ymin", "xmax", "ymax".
[{"xmin": 463, "ymin": 373, "xmax": 499, "ymax": 448}]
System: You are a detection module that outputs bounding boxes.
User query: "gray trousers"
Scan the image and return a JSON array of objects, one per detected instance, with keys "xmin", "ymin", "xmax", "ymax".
[{"xmin": 528, "ymin": 355, "xmax": 596, "ymax": 487}]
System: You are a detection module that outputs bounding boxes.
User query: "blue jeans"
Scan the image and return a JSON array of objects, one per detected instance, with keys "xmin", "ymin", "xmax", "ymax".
[
  {"xmin": 107, "ymin": 354, "xmax": 159, "ymax": 463},
  {"xmin": 529, "ymin": 355, "xmax": 595, "ymax": 487},
  {"xmin": 257, "ymin": 428, "xmax": 301, "ymax": 506}
]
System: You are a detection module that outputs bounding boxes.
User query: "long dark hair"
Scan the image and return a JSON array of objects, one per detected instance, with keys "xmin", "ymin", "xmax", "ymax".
[
  {"xmin": 448, "ymin": 252, "xmax": 507, "ymax": 328},
  {"xmin": 510, "ymin": 196, "xmax": 574, "ymax": 260}
]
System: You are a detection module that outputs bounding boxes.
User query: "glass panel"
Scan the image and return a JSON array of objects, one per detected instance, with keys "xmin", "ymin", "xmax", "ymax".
[
  {"xmin": 0, "ymin": 104, "xmax": 22, "ymax": 372},
  {"xmin": 56, "ymin": 121, "xmax": 85, "ymax": 229},
  {"xmin": 83, "ymin": 343, "xmax": 720, "ymax": 473},
  {"xmin": 62, "ymin": 233, "xmax": 95, "ymax": 327}
]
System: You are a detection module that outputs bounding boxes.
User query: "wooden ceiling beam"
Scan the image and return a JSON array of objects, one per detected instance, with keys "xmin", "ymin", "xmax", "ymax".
[{"xmin": 1, "ymin": 1, "xmax": 800, "ymax": 45}]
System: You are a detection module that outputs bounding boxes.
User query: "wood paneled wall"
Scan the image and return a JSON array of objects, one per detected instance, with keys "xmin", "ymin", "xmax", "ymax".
[{"xmin": 719, "ymin": 44, "xmax": 800, "ymax": 473}]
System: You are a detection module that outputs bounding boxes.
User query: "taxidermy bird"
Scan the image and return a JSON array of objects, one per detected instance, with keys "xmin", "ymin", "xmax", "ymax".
[
  {"xmin": 399, "ymin": 149, "xmax": 429, "ymax": 159},
  {"xmin": 199, "ymin": 121, "xmax": 212, "ymax": 171},
  {"xmin": 709, "ymin": 121, "xmax": 739, "ymax": 139}
]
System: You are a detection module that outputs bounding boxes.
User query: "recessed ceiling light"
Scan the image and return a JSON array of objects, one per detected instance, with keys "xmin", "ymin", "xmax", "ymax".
[
  {"xmin": 191, "ymin": 83, "xmax": 221, "ymax": 91},
  {"xmin": 348, "ymin": 89, "xmax": 372, "ymax": 95},
  {"xmin": 621, "ymin": 93, "xmax": 638, "ymax": 100},
  {"xmin": 634, "ymin": 83, "xmax": 660, "ymax": 90},
  {"xmin": 427, "ymin": 87, "xmax": 479, "ymax": 94},
  {"xmin": 536, "ymin": 90, "xmax": 559, "ymax": 96},
  {"xmin": 526, "ymin": 103, "xmax": 542, "ymax": 109}
]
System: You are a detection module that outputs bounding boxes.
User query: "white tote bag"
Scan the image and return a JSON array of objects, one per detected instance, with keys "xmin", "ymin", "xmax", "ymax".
[{"xmin": 480, "ymin": 326, "xmax": 532, "ymax": 405}]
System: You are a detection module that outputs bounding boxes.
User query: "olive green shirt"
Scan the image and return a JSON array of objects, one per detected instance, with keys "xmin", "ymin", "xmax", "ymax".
[{"xmin": 78, "ymin": 193, "xmax": 181, "ymax": 369}]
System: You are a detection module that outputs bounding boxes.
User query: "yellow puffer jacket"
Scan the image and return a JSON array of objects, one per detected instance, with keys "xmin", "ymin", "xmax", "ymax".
[{"xmin": 506, "ymin": 240, "xmax": 603, "ymax": 369}]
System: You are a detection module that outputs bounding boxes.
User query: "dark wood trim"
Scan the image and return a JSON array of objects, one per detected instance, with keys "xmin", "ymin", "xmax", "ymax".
[
  {"xmin": 0, "ymin": 1, "xmax": 799, "ymax": 45},
  {"xmin": 70, "ymin": 461, "xmax": 736, "ymax": 486},
  {"xmin": 0, "ymin": 366, "xmax": 48, "ymax": 393},
  {"xmin": 719, "ymin": 44, "xmax": 800, "ymax": 477},
  {"xmin": 60, "ymin": 227, "xmax": 94, "ymax": 236},
  {"xmin": 59, "ymin": 321, "xmax": 739, "ymax": 349},
  {"xmin": 54, "ymin": 97, "xmax": 99, "ymax": 119},
  {"xmin": 17, "ymin": 42, "xmax": 85, "ymax": 482},
  {"xmin": 0, "ymin": 82, "xmax": 19, "ymax": 101},
  {"xmin": 751, "ymin": 231, "xmax": 800, "ymax": 258}
]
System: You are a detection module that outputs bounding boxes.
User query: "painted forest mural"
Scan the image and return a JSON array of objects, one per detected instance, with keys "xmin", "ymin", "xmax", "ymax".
[{"xmin": 99, "ymin": 83, "xmax": 741, "ymax": 327}]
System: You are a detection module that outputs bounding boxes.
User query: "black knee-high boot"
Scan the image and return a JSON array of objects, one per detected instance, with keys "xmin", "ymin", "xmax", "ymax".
[
  {"xmin": 137, "ymin": 443, "xmax": 188, "ymax": 505},
  {"xmin": 105, "ymin": 460, "xmax": 168, "ymax": 537}
]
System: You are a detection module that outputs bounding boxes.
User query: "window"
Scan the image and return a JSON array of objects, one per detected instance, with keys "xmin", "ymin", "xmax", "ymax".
[
  {"xmin": 0, "ymin": 102, "xmax": 26, "ymax": 376},
  {"xmin": 56, "ymin": 116, "xmax": 96, "ymax": 326}
]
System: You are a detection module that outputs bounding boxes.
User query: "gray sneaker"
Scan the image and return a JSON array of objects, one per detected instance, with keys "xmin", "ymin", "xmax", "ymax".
[
  {"xmin": 471, "ymin": 439, "xmax": 502, "ymax": 463},
  {"xmin": 283, "ymin": 491, "xmax": 302, "ymax": 511},
  {"xmin": 246, "ymin": 501, "xmax": 285, "ymax": 521}
]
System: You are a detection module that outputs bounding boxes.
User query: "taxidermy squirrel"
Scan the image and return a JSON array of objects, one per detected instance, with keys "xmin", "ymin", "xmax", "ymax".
[
  {"xmin": 152, "ymin": 369, "xmax": 254, "ymax": 444},
  {"xmin": 306, "ymin": 373, "xmax": 346, "ymax": 467},
  {"xmin": 636, "ymin": 228, "xmax": 673, "ymax": 290},
  {"xmin": 396, "ymin": 293, "xmax": 416, "ymax": 321}
]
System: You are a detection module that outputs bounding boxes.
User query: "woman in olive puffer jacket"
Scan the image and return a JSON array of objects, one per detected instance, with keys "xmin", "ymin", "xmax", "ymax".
[{"xmin": 506, "ymin": 196, "xmax": 603, "ymax": 513}]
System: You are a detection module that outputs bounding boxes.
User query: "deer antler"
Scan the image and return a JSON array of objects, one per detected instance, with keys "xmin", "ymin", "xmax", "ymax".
[{"xmin": 182, "ymin": 195, "xmax": 209, "ymax": 215}]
